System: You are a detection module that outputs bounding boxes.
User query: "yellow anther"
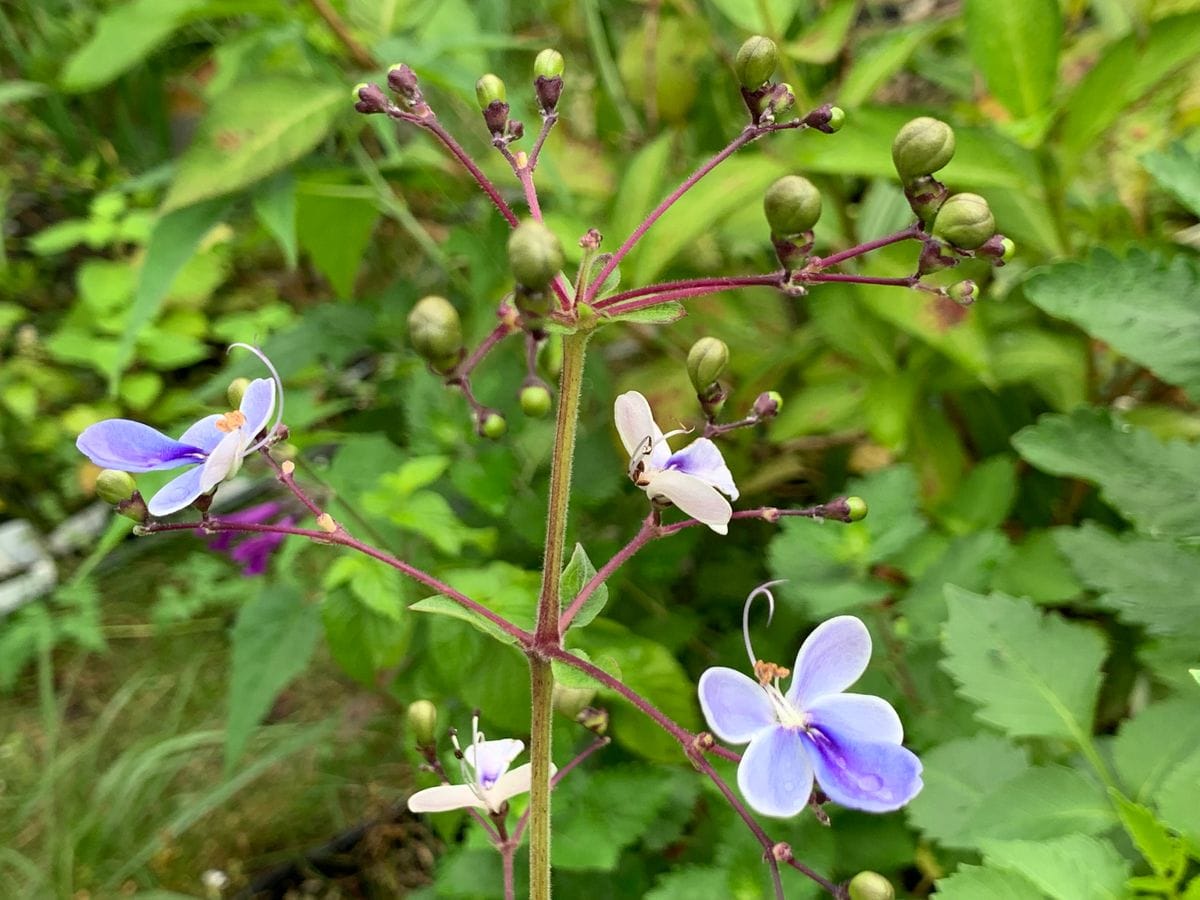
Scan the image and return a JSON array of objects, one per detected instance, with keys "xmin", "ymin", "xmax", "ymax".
[
  {"xmin": 215, "ymin": 410, "xmax": 247, "ymax": 433},
  {"xmin": 754, "ymin": 659, "xmax": 790, "ymax": 686}
]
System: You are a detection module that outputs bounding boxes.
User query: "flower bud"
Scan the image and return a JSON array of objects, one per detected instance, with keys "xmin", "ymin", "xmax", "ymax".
[
  {"xmin": 576, "ymin": 705, "xmax": 609, "ymax": 735},
  {"xmin": 847, "ymin": 871, "xmax": 895, "ymax": 900},
  {"xmin": 892, "ymin": 117, "xmax": 956, "ymax": 183},
  {"xmin": 520, "ymin": 384, "xmax": 553, "ymax": 418},
  {"xmin": 227, "ymin": 377, "xmax": 250, "ymax": 408},
  {"xmin": 408, "ymin": 295, "xmax": 463, "ymax": 369},
  {"xmin": 475, "ymin": 73, "xmax": 507, "ymax": 109},
  {"xmin": 687, "ymin": 337, "xmax": 730, "ymax": 393},
  {"xmin": 903, "ymin": 175, "xmax": 948, "ymax": 223},
  {"xmin": 735, "ymin": 36, "xmax": 778, "ymax": 89},
  {"xmin": 354, "ymin": 82, "xmax": 389, "ymax": 115},
  {"xmin": 845, "ymin": 496, "xmax": 868, "ymax": 522},
  {"xmin": 932, "ymin": 192, "xmax": 995, "ymax": 250},
  {"xmin": 387, "ymin": 64, "xmax": 419, "ymax": 97},
  {"xmin": 507, "ymin": 220, "xmax": 564, "ymax": 289},
  {"xmin": 753, "ymin": 390, "xmax": 782, "ymax": 419},
  {"xmin": 948, "ymin": 279, "xmax": 978, "ymax": 306},
  {"xmin": 407, "ymin": 699, "xmax": 438, "ymax": 747},
  {"xmin": 764, "ymin": 175, "xmax": 822, "ymax": 236},
  {"xmin": 825, "ymin": 106, "xmax": 845, "ymax": 133},
  {"xmin": 977, "ymin": 233, "xmax": 1015, "ymax": 264},
  {"xmin": 534, "ymin": 48, "xmax": 565, "ymax": 79},
  {"xmin": 480, "ymin": 411, "xmax": 508, "ymax": 440},
  {"xmin": 96, "ymin": 469, "xmax": 136, "ymax": 505},
  {"xmin": 553, "ymin": 683, "xmax": 595, "ymax": 719}
]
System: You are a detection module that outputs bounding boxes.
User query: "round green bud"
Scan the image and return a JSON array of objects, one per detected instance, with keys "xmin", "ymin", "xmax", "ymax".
[
  {"xmin": 774, "ymin": 83, "xmax": 796, "ymax": 116},
  {"xmin": 847, "ymin": 871, "xmax": 894, "ymax": 900},
  {"xmin": 948, "ymin": 279, "xmax": 978, "ymax": 306},
  {"xmin": 227, "ymin": 377, "xmax": 250, "ymax": 409},
  {"xmin": 481, "ymin": 412, "xmax": 508, "ymax": 440},
  {"xmin": 408, "ymin": 295, "xmax": 463, "ymax": 364},
  {"xmin": 553, "ymin": 683, "xmax": 596, "ymax": 719},
  {"xmin": 932, "ymin": 192, "xmax": 995, "ymax": 250},
  {"xmin": 406, "ymin": 699, "xmax": 438, "ymax": 746},
  {"xmin": 764, "ymin": 175, "xmax": 822, "ymax": 236},
  {"xmin": 96, "ymin": 469, "xmax": 136, "ymax": 505},
  {"xmin": 475, "ymin": 73, "xmax": 507, "ymax": 110},
  {"xmin": 507, "ymin": 220, "xmax": 564, "ymax": 289},
  {"xmin": 753, "ymin": 390, "xmax": 783, "ymax": 419},
  {"xmin": 892, "ymin": 116, "xmax": 956, "ymax": 182},
  {"xmin": 826, "ymin": 106, "xmax": 846, "ymax": 133},
  {"xmin": 520, "ymin": 384, "xmax": 553, "ymax": 418},
  {"xmin": 845, "ymin": 496, "xmax": 868, "ymax": 522},
  {"xmin": 687, "ymin": 337, "xmax": 730, "ymax": 392},
  {"xmin": 1000, "ymin": 236, "xmax": 1016, "ymax": 262},
  {"xmin": 735, "ymin": 35, "xmax": 778, "ymax": 89},
  {"xmin": 534, "ymin": 48, "xmax": 565, "ymax": 79}
]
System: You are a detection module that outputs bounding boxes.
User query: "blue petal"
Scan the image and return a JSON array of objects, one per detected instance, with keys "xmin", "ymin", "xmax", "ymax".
[
  {"xmin": 803, "ymin": 731, "xmax": 922, "ymax": 812},
  {"xmin": 146, "ymin": 466, "xmax": 207, "ymax": 517},
  {"xmin": 698, "ymin": 667, "xmax": 776, "ymax": 743},
  {"xmin": 737, "ymin": 725, "xmax": 814, "ymax": 818},
  {"xmin": 178, "ymin": 415, "xmax": 226, "ymax": 453},
  {"xmin": 806, "ymin": 693, "xmax": 903, "ymax": 745},
  {"xmin": 786, "ymin": 616, "xmax": 872, "ymax": 708},
  {"xmin": 665, "ymin": 438, "xmax": 739, "ymax": 500},
  {"xmin": 239, "ymin": 378, "xmax": 276, "ymax": 438},
  {"xmin": 77, "ymin": 419, "xmax": 206, "ymax": 473}
]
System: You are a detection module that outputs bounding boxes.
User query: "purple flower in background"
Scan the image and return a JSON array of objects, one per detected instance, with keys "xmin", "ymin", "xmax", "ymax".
[
  {"xmin": 614, "ymin": 390, "xmax": 738, "ymax": 534},
  {"xmin": 76, "ymin": 344, "xmax": 283, "ymax": 518},
  {"xmin": 698, "ymin": 583, "xmax": 922, "ymax": 817},
  {"xmin": 199, "ymin": 502, "xmax": 294, "ymax": 576}
]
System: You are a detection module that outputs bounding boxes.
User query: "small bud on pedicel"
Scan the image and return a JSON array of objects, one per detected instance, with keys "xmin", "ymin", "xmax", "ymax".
[
  {"xmin": 387, "ymin": 64, "xmax": 419, "ymax": 97},
  {"xmin": 845, "ymin": 496, "xmax": 868, "ymax": 522},
  {"xmin": 932, "ymin": 192, "xmax": 995, "ymax": 250},
  {"xmin": 847, "ymin": 871, "xmax": 895, "ymax": 900},
  {"xmin": 96, "ymin": 469, "xmax": 137, "ymax": 505},
  {"xmin": 753, "ymin": 391, "xmax": 782, "ymax": 419},
  {"xmin": 508, "ymin": 220, "xmax": 564, "ymax": 289},
  {"xmin": 687, "ymin": 337, "xmax": 730, "ymax": 393},
  {"xmin": 408, "ymin": 296, "xmax": 463, "ymax": 369},
  {"xmin": 773, "ymin": 83, "xmax": 796, "ymax": 117},
  {"xmin": 354, "ymin": 82, "xmax": 389, "ymax": 115},
  {"xmin": 825, "ymin": 106, "xmax": 846, "ymax": 133},
  {"xmin": 520, "ymin": 384, "xmax": 553, "ymax": 418},
  {"xmin": 735, "ymin": 36, "xmax": 778, "ymax": 89},
  {"xmin": 534, "ymin": 48, "xmax": 565, "ymax": 79},
  {"xmin": 764, "ymin": 175, "xmax": 822, "ymax": 236},
  {"xmin": 227, "ymin": 377, "xmax": 250, "ymax": 408},
  {"xmin": 481, "ymin": 412, "xmax": 508, "ymax": 440},
  {"xmin": 475, "ymin": 73, "xmax": 507, "ymax": 109},
  {"xmin": 892, "ymin": 117, "xmax": 956, "ymax": 182},
  {"xmin": 948, "ymin": 280, "xmax": 978, "ymax": 306},
  {"xmin": 407, "ymin": 699, "xmax": 438, "ymax": 746}
]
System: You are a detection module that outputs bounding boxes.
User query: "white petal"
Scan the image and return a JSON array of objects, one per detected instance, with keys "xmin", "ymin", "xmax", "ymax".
[
  {"xmin": 644, "ymin": 469, "xmax": 732, "ymax": 534},
  {"xmin": 665, "ymin": 438, "xmax": 739, "ymax": 500},
  {"xmin": 200, "ymin": 430, "xmax": 242, "ymax": 493},
  {"xmin": 407, "ymin": 783, "xmax": 486, "ymax": 813},
  {"xmin": 786, "ymin": 616, "xmax": 872, "ymax": 708},
  {"xmin": 465, "ymin": 738, "xmax": 524, "ymax": 789},
  {"xmin": 614, "ymin": 391, "xmax": 668, "ymax": 466},
  {"xmin": 485, "ymin": 762, "xmax": 558, "ymax": 812},
  {"xmin": 698, "ymin": 667, "xmax": 776, "ymax": 743},
  {"xmin": 238, "ymin": 377, "xmax": 276, "ymax": 438}
]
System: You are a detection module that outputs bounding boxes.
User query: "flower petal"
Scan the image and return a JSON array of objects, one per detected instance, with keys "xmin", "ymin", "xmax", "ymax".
[
  {"xmin": 239, "ymin": 377, "xmax": 276, "ymax": 438},
  {"xmin": 803, "ymin": 733, "xmax": 923, "ymax": 812},
  {"xmin": 178, "ymin": 415, "xmax": 227, "ymax": 454},
  {"xmin": 200, "ymin": 431, "xmax": 243, "ymax": 493},
  {"xmin": 665, "ymin": 438, "xmax": 739, "ymax": 500},
  {"xmin": 786, "ymin": 616, "xmax": 872, "ymax": 708},
  {"xmin": 146, "ymin": 466, "xmax": 207, "ymax": 517},
  {"xmin": 407, "ymin": 783, "xmax": 486, "ymax": 813},
  {"xmin": 643, "ymin": 469, "xmax": 732, "ymax": 534},
  {"xmin": 77, "ymin": 419, "xmax": 205, "ymax": 472},
  {"xmin": 465, "ymin": 738, "xmax": 524, "ymax": 789},
  {"xmin": 806, "ymin": 693, "xmax": 903, "ymax": 745},
  {"xmin": 698, "ymin": 667, "xmax": 776, "ymax": 743},
  {"xmin": 614, "ymin": 391, "xmax": 669, "ymax": 467},
  {"xmin": 737, "ymin": 725, "xmax": 814, "ymax": 818}
]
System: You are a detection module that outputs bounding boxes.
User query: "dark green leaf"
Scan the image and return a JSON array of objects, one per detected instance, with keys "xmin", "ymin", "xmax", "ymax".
[{"xmin": 560, "ymin": 543, "xmax": 608, "ymax": 630}]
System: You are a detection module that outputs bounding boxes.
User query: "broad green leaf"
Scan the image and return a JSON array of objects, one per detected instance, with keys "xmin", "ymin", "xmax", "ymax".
[
  {"xmin": 1110, "ymin": 792, "xmax": 1183, "ymax": 879},
  {"xmin": 251, "ymin": 172, "xmax": 298, "ymax": 268},
  {"xmin": 1111, "ymin": 697, "xmax": 1200, "ymax": 804},
  {"xmin": 322, "ymin": 585, "xmax": 412, "ymax": 684},
  {"xmin": 60, "ymin": 0, "xmax": 205, "ymax": 92},
  {"xmin": 935, "ymin": 865, "xmax": 1045, "ymax": 899},
  {"xmin": 599, "ymin": 301, "xmax": 686, "ymax": 326},
  {"xmin": 839, "ymin": 21, "xmax": 945, "ymax": 107},
  {"xmin": 1142, "ymin": 142, "xmax": 1200, "ymax": 217},
  {"xmin": 1013, "ymin": 408, "xmax": 1200, "ymax": 539},
  {"xmin": 904, "ymin": 531, "xmax": 1011, "ymax": 641},
  {"xmin": 934, "ymin": 455, "xmax": 1017, "ymax": 535},
  {"xmin": 963, "ymin": 0, "xmax": 1061, "ymax": 118},
  {"xmin": 295, "ymin": 183, "xmax": 381, "ymax": 298},
  {"xmin": 323, "ymin": 554, "xmax": 404, "ymax": 620},
  {"xmin": 226, "ymin": 584, "xmax": 321, "ymax": 767},
  {"xmin": 1154, "ymin": 749, "xmax": 1200, "ymax": 847},
  {"xmin": 784, "ymin": 0, "xmax": 857, "ymax": 65},
  {"xmin": 163, "ymin": 78, "xmax": 346, "ymax": 212},
  {"xmin": 991, "ymin": 529, "xmax": 1082, "ymax": 605},
  {"xmin": 707, "ymin": 0, "xmax": 796, "ymax": 33},
  {"xmin": 1055, "ymin": 523, "xmax": 1200, "ymax": 636},
  {"xmin": 560, "ymin": 543, "xmax": 608, "ymax": 629},
  {"xmin": 859, "ymin": 285, "xmax": 993, "ymax": 380},
  {"xmin": 646, "ymin": 867, "xmax": 731, "ymax": 900},
  {"xmin": 941, "ymin": 588, "xmax": 1105, "ymax": 742},
  {"xmin": 964, "ymin": 765, "xmax": 1117, "ymax": 841},
  {"xmin": 1025, "ymin": 250, "xmax": 1200, "ymax": 401},
  {"xmin": 981, "ymin": 835, "xmax": 1129, "ymax": 900},
  {"xmin": 409, "ymin": 594, "xmax": 520, "ymax": 646},
  {"xmin": 990, "ymin": 327, "xmax": 1089, "ymax": 411},
  {"xmin": 410, "ymin": 562, "xmax": 538, "ymax": 646}
]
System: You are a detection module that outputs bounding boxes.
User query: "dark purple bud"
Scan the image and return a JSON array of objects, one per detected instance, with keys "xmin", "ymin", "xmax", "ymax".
[
  {"xmin": 483, "ymin": 100, "xmax": 510, "ymax": 136},
  {"xmin": 354, "ymin": 82, "xmax": 389, "ymax": 115},
  {"xmin": 535, "ymin": 75, "xmax": 563, "ymax": 114},
  {"xmin": 904, "ymin": 175, "xmax": 949, "ymax": 224},
  {"xmin": 387, "ymin": 64, "xmax": 420, "ymax": 97},
  {"xmin": 506, "ymin": 118, "xmax": 525, "ymax": 142},
  {"xmin": 579, "ymin": 228, "xmax": 602, "ymax": 250},
  {"xmin": 803, "ymin": 104, "xmax": 844, "ymax": 134},
  {"xmin": 917, "ymin": 237, "xmax": 958, "ymax": 275},
  {"xmin": 753, "ymin": 390, "xmax": 782, "ymax": 419},
  {"xmin": 771, "ymin": 232, "xmax": 813, "ymax": 271},
  {"xmin": 976, "ymin": 233, "xmax": 1015, "ymax": 265}
]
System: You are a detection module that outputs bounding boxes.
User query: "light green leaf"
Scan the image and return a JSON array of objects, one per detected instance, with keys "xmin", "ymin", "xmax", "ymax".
[
  {"xmin": 163, "ymin": 78, "xmax": 347, "ymax": 212},
  {"xmin": 410, "ymin": 562, "xmax": 538, "ymax": 646},
  {"xmin": 963, "ymin": 0, "xmax": 1061, "ymax": 118},
  {"xmin": 934, "ymin": 455, "xmax": 1017, "ymax": 535},
  {"xmin": 409, "ymin": 594, "xmax": 520, "ymax": 647},
  {"xmin": 1013, "ymin": 408, "xmax": 1200, "ymax": 539},
  {"xmin": 560, "ymin": 543, "xmax": 608, "ymax": 630},
  {"xmin": 251, "ymin": 172, "xmax": 298, "ymax": 268},
  {"xmin": 1109, "ymin": 791, "xmax": 1183, "ymax": 879},
  {"xmin": 784, "ymin": 0, "xmax": 857, "ymax": 65},
  {"xmin": 904, "ymin": 531, "xmax": 1011, "ymax": 642},
  {"xmin": 991, "ymin": 327, "xmax": 1089, "ymax": 411},
  {"xmin": 839, "ymin": 21, "xmax": 945, "ymax": 107},
  {"xmin": 226, "ymin": 584, "xmax": 321, "ymax": 767},
  {"xmin": 1155, "ymin": 749, "xmax": 1200, "ymax": 847},
  {"xmin": 991, "ymin": 529, "xmax": 1082, "ymax": 605},
  {"xmin": 1111, "ymin": 697, "xmax": 1200, "ymax": 804},
  {"xmin": 941, "ymin": 588, "xmax": 1105, "ymax": 741},
  {"xmin": 646, "ymin": 867, "xmax": 731, "ymax": 900},
  {"xmin": 707, "ymin": 0, "xmax": 797, "ymax": 33},
  {"xmin": 935, "ymin": 865, "xmax": 1046, "ymax": 899},
  {"xmin": 295, "ymin": 182, "xmax": 381, "ymax": 298},
  {"xmin": 600, "ymin": 301, "xmax": 686, "ymax": 326},
  {"xmin": 1142, "ymin": 142, "xmax": 1200, "ymax": 218},
  {"xmin": 981, "ymin": 835, "xmax": 1129, "ymax": 900},
  {"xmin": 322, "ymin": 585, "xmax": 412, "ymax": 684},
  {"xmin": 323, "ymin": 554, "xmax": 404, "ymax": 620},
  {"xmin": 964, "ymin": 765, "xmax": 1117, "ymax": 842},
  {"xmin": 1024, "ymin": 250, "xmax": 1200, "ymax": 401},
  {"xmin": 0, "ymin": 80, "xmax": 49, "ymax": 107}
]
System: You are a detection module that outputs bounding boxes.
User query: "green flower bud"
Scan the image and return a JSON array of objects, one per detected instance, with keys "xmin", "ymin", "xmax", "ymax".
[
  {"xmin": 825, "ymin": 106, "xmax": 846, "ymax": 133},
  {"xmin": 948, "ymin": 279, "xmax": 978, "ymax": 306},
  {"xmin": 753, "ymin": 390, "xmax": 782, "ymax": 419},
  {"xmin": 1001, "ymin": 236, "xmax": 1015, "ymax": 261},
  {"xmin": 687, "ymin": 337, "xmax": 730, "ymax": 392},
  {"xmin": 847, "ymin": 871, "xmax": 894, "ymax": 900},
  {"xmin": 408, "ymin": 295, "xmax": 463, "ymax": 367},
  {"xmin": 553, "ymin": 683, "xmax": 596, "ymax": 719},
  {"xmin": 932, "ymin": 192, "xmax": 995, "ymax": 250},
  {"xmin": 227, "ymin": 377, "xmax": 250, "ymax": 409},
  {"xmin": 845, "ymin": 496, "xmax": 868, "ymax": 522},
  {"xmin": 534, "ymin": 48, "xmax": 565, "ymax": 79},
  {"xmin": 764, "ymin": 175, "xmax": 822, "ymax": 236},
  {"xmin": 407, "ymin": 699, "xmax": 438, "ymax": 746},
  {"xmin": 735, "ymin": 36, "xmax": 778, "ymax": 89},
  {"xmin": 96, "ymin": 469, "xmax": 136, "ymax": 505},
  {"xmin": 480, "ymin": 411, "xmax": 508, "ymax": 440},
  {"xmin": 774, "ymin": 83, "xmax": 796, "ymax": 117},
  {"xmin": 520, "ymin": 384, "xmax": 553, "ymax": 418},
  {"xmin": 507, "ymin": 220, "xmax": 564, "ymax": 289},
  {"xmin": 892, "ymin": 117, "xmax": 956, "ymax": 183},
  {"xmin": 475, "ymin": 73, "xmax": 506, "ymax": 110}
]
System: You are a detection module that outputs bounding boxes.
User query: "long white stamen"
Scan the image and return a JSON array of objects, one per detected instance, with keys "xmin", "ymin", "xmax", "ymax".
[
  {"xmin": 742, "ymin": 580, "xmax": 787, "ymax": 670},
  {"xmin": 228, "ymin": 342, "xmax": 285, "ymax": 454}
]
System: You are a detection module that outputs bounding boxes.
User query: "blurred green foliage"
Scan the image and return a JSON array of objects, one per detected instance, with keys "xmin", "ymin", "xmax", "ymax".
[{"xmin": 2, "ymin": 0, "xmax": 1200, "ymax": 897}]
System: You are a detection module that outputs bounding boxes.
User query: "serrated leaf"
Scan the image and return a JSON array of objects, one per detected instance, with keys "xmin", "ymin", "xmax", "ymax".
[
  {"xmin": 600, "ymin": 301, "xmax": 686, "ymax": 326},
  {"xmin": 1142, "ymin": 142, "xmax": 1200, "ymax": 218},
  {"xmin": 560, "ymin": 543, "xmax": 608, "ymax": 630},
  {"xmin": 163, "ymin": 78, "xmax": 346, "ymax": 212},
  {"xmin": 1155, "ymin": 749, "xmax": 1200, "ymax": 849},
  {"xmin": 1014, "ymin": 408, "xmax": 1200, "ymax": 539},
  {"xmin": 1112, "ymin": 697, "xmax": 1200, "ymax": 804},
  {"xmin": 965, "ymin": 765, "xmax": 1117, "ymax": 842},
  {"xmin": 936, "ymin": 864, "xmax": 1047, "ymax": 899},
  {"xmin": 941, "ymin": 588, "xmax": 1105, "ymax": 742},
  {"xmin": 646, "ymin": 866, "xmax": 731, "ymax": 899},
  {"xmin": 323, "ymin": 554, "xmax": 404, "ymax": 620},
  {"xmin": 1024, "ymin": 250, "xmax": 1200, "ymax": 401},
  {"xmin": 409, "ymin": 563, "xmax": 538, "ymax": 646},
  {"xmin": 963, "ymin": 0, "xmax": 1061, "ymax": 118},
  {"xmin": 1109, "ymin": 791, "xmax": 1183, "ymax": 879},
  {"xmin": 226, "ymin": 584, "xmax": 321, "ymax": 767},
  {"xmin": 991, "ymin": 529, "xmax": 1083, "ymax": 605},
  {"xmin": 981, "ymin": 835, "xmax": 1129, "ymax": 900}
]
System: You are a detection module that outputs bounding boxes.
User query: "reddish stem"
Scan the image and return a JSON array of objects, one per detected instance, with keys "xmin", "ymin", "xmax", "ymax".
[
  {"xmin": 803, "ymin": 272, "xmax": 917, "ymax": 288},
  {"xmin": 811, "ymin": 225, "xmax": 920, "ymax": 269},
  {"xmin": 595, "ymin": 274, "xmax": 783, "ymax": 311}
]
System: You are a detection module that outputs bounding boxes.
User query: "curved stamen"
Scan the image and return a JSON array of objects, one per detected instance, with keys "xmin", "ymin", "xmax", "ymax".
[
  {"xmin": 742, "ymin": 580, "xmax": 787, "ymax": 671},
  {"xmin": 228, "ymin": 342, "xmax": 285, "ymax": 454}
]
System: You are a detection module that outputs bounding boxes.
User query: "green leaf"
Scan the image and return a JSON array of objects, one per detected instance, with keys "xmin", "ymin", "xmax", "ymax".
[
  {"xmin": 707, "ymin": 0, "xmax": 796, "ymax": 33},
  {"xmin": 981, "ymin": 835, "xmax": 1129, "ymax": 900},
  {"xmin": 322, "ymin": 585, "xmax": 412, "ymax": 684},
  {"xmin": 1154, "ymin": 749, "xmax": 1200, "ymax": 848},
  {"xmin": 839, "ymin": 21, "xmax": 945, "ymax": 107},
  {"xmin": 410, "ymin": 563, "xmax": 538, "ymax": 646},
  {"xmin": 1025, "ymin": 250, "xmax": 1200, "ymax": 401},
  {"xmin": 323, "ymin": 554, "xmax": 404, "ymax": 620},
  {"xmin": 163, "ymin": 77, "xmax": 346, "ymax": 212},
  {"xmin": 991, "ymin": 327, "xmax": 1089, "ymax": 411},
  {"xmin": 941, "ymin": 588, "xmax": 1105, "ymax": 742},
  {"xmin": 964, "ymin": 765, "xmax": 1117, "ymax": 842},
  {"xmin": 1014, "ymin": 408, "xmax": 1200, "ymax": 539},
  {"xmin": 784, "ymin": 0, "xmax": 857, "ymax": 65},
  {"xmin": 963, "ymin": 0, "xmax": 1061, "ymax": 118},
  {"xmin": 1142, "ymin": 142, "xmax": 1200, "ymax": 218},
  {"xmin": 607, "ymin": 133, "xmax": 672, "ymax": 257},
  {"xmin": 904, "ymin": 531, "xmax": 1011, "ymax": 642},
  {"xmin": 251, "ymin": 172, "xmax": 298, "ymax": 268},
  {"xmin": 560, "ymin": 543, "xmax": 608, "ymax": 630},
  {"xmin": 295, "ymin": 182, "xmax": 381, "ymax": 298},
  {"xmin": 1109, "ymin": 791, "xmax": 1183, "ymax": 879},
  {"xmin": 60, "ymin": 0, "xmax": 205, "ymax": 92},
  {"xmin": 934, "ymin": 455, "xmax": 1017, "ymax": 535},
  {"xmin": 991, "ymin": 529, "xmax": 1083, "ymax": 605},
  {"xmin": 1112, "ymin": 697, "xmax": 1200, "ymax": 804},
  {"xmin": 0, "ymin": 80, "xmax": 50, "ymax": 107},
  {"xmin": 226, "ymin": 584, "xmax": 321, "ymax": 767},
  {"xmin": 935, "ymin": 865, "xmax": 1045, "ymax": 899},
  {"xmin": 599, "ymin": 301, "xmax": 686, "ymax": 326},
  {"xmin": 646, "ymin": 867, "xmax": 731, "ymax": 900}
]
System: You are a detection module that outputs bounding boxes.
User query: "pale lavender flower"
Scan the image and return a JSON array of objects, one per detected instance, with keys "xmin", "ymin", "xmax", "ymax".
[
  {"xmin": 698, "ymin": 583, "xmax": 922, "ymax": 817},
  {"xmin": 200, "ymin": 502, "xmax": 293, "ymax": 576}
]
